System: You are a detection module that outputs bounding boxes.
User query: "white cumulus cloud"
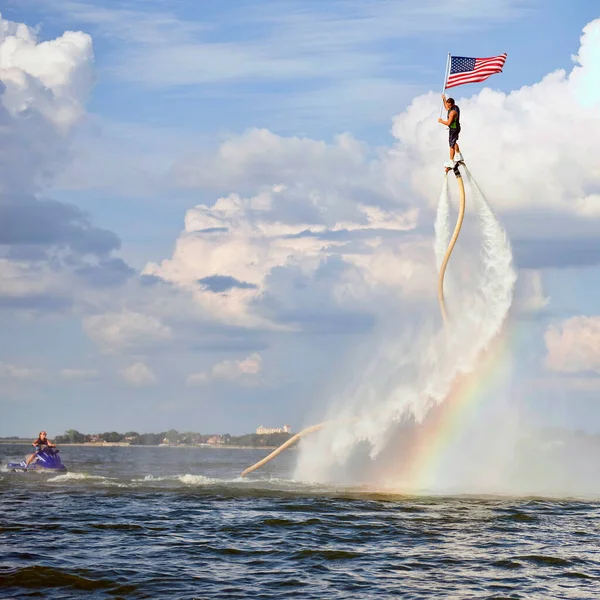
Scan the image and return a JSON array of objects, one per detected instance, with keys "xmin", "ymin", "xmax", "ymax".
[
  {"xmin": 390, "ymin": 18, "xmax": 600, "ymax": 223},
  {"xmin": 120, "ymin": 361, "xmax": 157, "ymax": 387},
  {"xmin": 145, "ymin": 128, "xmax": 421, "ymax": 330},
  {"xmin": 513, "ymin": 270, "xmax": 550, "ymax": 314},
  {"xmin": 545, "ymin": 316, "xmax": 600, "ymax": 373},
  {"xmin": 187, "ymin": 353, "xmax": 263, "ymax": 386},
  {"xmin": 136, "ymin": 17, "xmax": 600, "ymax": 340},
  {"xmin": 0, "ymin": 14, "xmax": 133, "ymax": 320},
  {"xmin": 0, "ymin": 14, "xmax": 93, "ymax": 191},
  {"xmin": 0, "ymin": 19, "xmax": 92, "ymax": 128},
  {"xmin": 83, "ymin": 311, "xmax": 172, "ymax": 351}
]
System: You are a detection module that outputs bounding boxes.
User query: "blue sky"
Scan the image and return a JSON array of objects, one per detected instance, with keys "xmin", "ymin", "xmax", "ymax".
[
  {"xmin": 1, "ymin": 0, "xmax": 600, "ymax": 439},
  {"xmin": 9, "ymin": 0, "xmax": 597, "ymax": 140}
]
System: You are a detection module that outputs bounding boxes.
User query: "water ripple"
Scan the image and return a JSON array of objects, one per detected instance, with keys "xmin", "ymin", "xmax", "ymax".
[{"xmin": 1, "ymin": 445, "xmax": 599, "ymax": 598}]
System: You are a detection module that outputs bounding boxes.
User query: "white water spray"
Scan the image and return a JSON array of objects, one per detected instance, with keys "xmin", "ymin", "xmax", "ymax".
[{"xmin": 294, "ymin": 167, "xmax": 516, "ymax": 484}]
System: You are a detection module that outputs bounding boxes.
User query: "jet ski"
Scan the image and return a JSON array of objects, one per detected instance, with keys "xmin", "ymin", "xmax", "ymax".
[{"xmin": 7, "ymin": 446, "xmax": 67, "ymax": 472}]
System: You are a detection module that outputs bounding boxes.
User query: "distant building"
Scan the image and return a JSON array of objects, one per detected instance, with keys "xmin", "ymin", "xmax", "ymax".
[
  {"xmin": 256, "ymin": 425, "xmax": 291, "ymax": 435},
  {"xmin": 206, "ymin": 435, "xmax": 224, "ymax": 445}
]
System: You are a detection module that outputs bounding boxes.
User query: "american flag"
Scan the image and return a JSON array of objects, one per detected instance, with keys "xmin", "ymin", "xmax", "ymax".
[{"xmin": 445, "ymin": 54, "xmax": 507, "ymax": 89}]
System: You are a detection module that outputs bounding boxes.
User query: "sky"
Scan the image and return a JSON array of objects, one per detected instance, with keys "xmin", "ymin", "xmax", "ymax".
[{"xmin": 1, "ymin": 0, "xmax": 600, "ymax": 437}]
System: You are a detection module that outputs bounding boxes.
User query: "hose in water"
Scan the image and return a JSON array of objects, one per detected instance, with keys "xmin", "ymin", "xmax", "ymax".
[{"xmin": 240, "ymin": 423, "xmax": 327, "ymax": 477}]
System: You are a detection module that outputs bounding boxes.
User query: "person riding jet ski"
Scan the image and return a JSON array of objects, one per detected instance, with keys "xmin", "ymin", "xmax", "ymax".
[
  {"xmin": 26, "ymin": 431, "xmax": 56, "ymax": 466},
  {"xmin": 6, "ymin": 431, "xmax": 67, "ymax": 472}
]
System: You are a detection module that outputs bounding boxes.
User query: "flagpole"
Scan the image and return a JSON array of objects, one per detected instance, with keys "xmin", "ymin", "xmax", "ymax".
[{"xmin": 439, "ymin": 52, "xmax": 451, "ymax": 118}]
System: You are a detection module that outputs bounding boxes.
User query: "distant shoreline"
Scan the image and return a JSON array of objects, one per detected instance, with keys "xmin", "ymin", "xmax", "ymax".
[
  {"xmin": 0, "ymin": 441, "xmax": 291, "ymax": 450},
  {"xmin": 64, "ymin": 443, "xmax": 288, "ymax": 450}
]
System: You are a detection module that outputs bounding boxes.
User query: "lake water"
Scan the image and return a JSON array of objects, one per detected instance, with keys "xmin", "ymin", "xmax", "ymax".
[{"xmin": 1, "ymin": 444, "xmax": 599, "ymax": 598}]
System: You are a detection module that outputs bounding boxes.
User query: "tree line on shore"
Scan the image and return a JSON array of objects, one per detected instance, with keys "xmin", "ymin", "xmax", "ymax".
[{"xmin": 53, "ymin": 429, "xmax": 294, "ymax": 448}]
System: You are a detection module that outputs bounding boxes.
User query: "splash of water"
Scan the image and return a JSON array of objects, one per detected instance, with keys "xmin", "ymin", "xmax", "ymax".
[
  {"xmin": 422, "ymin": 168, "xmax": 516, "ymax": 405},
  {"xmin": 453, "ymin": 165, "xmax": 515, "ymax": 373},
  {"xmin": 294, "ymin": 168, "xmax": 516, "ymax": 484}
]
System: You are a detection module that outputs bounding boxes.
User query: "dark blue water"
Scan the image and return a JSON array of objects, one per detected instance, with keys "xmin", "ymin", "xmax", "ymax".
[{"xmin": 1, "ymin": 444, "xmax": 599, "ymax": 599}]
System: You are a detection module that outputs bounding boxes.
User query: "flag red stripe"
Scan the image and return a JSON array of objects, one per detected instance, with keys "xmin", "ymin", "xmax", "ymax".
[
  {"xmin": 450, "ymin": 66, "xmax": 503, "ymax": 79},
  {"xmin": 447, "ymin": 68, "xmax": 503, "ymax": 83},
  {"xmin": 474, "ymin": 60, "xmax": 505, "ymax": 68},
  {"xmin": 472, "ymin": 61, "xmax": 505, "ymax": 70},
  {"xmin": 471, "ymin": 63, "xmax": 505, "ymax": 72},
  {"xmin": 475, "ymin": 55, "xmax": 506, "ymax": 66},
  {"xmin": 446, "ymin": 72, "xmax": 502, "ymax": 88},
  {"xmin": 475, "ymin": 54, "xmax": 507, "ymax": 62},
  {"xmin": 447, "ymin": 71, "xmax": 502, "ymax": 83}
]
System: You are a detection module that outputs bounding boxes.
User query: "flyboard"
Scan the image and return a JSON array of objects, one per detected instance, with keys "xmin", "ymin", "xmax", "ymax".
[{"xmin": 239, "ymin": 161, "xmax": 468, "ymax": 477}]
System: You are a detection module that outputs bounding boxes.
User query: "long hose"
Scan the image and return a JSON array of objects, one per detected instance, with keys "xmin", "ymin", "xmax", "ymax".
[
  {"xmin": 240, "ymin": 166, "xmax": 467, "ymax": 477},
  {"xmin": 437, "ymin": 166, "xmax": 466, "ymax": 324},
  {"xmin": 240, "ymin": 423, "xmax": 327, "ymax": 477}
]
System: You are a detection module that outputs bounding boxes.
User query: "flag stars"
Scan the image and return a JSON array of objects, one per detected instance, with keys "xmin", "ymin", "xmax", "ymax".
[{"xmin": 450, "ymin": 57, "xmax": 477, "ymax": 74}]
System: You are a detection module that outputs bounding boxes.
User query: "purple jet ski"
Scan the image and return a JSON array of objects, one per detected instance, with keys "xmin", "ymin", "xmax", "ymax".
[{"xmin": 7, "ymin": 446, "xmax": 67, "ymax": 472}]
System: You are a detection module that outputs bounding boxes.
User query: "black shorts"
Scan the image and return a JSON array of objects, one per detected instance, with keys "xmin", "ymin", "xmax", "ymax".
[{"xmin": 449, "ymin": 127, "xmax": 460, "ymax": 147}]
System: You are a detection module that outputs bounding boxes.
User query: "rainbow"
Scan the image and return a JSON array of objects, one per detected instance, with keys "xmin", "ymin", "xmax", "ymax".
[{"xmin": 403, "ymin": 323, "xmax": 517, "ymax": 492}]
